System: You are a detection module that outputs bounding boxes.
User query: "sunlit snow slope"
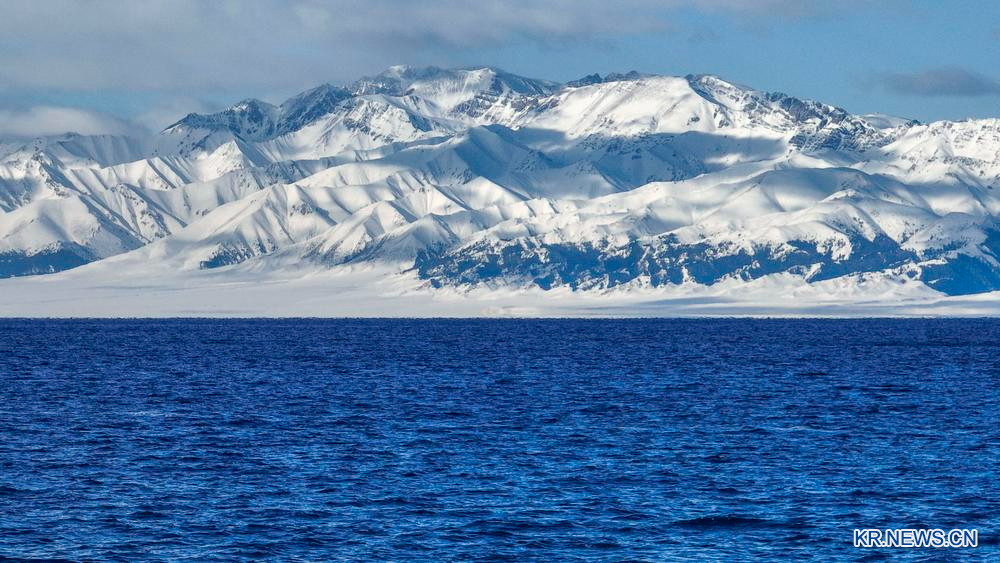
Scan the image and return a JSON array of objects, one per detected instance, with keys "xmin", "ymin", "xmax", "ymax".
[{"xmin": 2, "ymin": 65, "xmax": 999, "ymax": 297}]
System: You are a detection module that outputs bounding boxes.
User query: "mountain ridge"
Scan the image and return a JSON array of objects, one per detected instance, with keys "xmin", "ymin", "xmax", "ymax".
[{"xmin": 3, "ymin": 65, "xmax": 1000, "ymax": 298}]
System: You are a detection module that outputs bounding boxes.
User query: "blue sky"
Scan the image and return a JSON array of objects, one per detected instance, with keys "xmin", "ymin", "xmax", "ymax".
[{"xmin": 2, "ymin": 0, "xmax": 999, "ymax": 136}]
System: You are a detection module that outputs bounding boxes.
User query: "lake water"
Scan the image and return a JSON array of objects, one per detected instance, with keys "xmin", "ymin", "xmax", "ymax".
[{"xmin": 1, "ymin": 319, "xmax": 997, "ymax": 561}]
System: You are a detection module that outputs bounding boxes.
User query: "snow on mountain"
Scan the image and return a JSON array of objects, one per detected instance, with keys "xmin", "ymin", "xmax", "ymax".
[
  {"xmin": 856, "ymin": 118, "xmax": 1000, "ymax": 188},
  {"xmin": 350, "ymin": 65, "xmax": 558, "ymax": 103},
  {"xmin": 3, "ymin": 66, "xmax": 1000, "ymax": 298}
]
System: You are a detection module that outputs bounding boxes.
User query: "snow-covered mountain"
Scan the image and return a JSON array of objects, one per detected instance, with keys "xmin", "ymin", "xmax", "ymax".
[{"xmin": 3, "ymin": 65, "xmax": 1000, "ymax": 298}]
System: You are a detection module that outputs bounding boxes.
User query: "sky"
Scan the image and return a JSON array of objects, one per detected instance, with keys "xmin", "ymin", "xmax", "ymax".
[{"xmin": 2, "ymin": 0, "xmax": 999, "ymax": 137}]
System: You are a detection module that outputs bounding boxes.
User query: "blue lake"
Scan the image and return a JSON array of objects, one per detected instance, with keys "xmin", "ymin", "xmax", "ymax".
[{"xmin": 0, "ymin": 319, "xmax": 998, "ymax": 561}]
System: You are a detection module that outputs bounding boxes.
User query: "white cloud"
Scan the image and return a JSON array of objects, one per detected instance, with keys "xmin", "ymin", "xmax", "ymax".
[
  {"xmin": 0, "ymin": 106, "xmax": 146, "ymax": 139},
  {"xmin": 875, "ymin": 67, "xmax": 1000, "ymax": 97},
  {"xmin": 0, "ymin": 1, "xmax": 648, "ymax": 93},
  {"xmin": 0, "ymin": 0, "xmax": 843, "ymax": 95}
]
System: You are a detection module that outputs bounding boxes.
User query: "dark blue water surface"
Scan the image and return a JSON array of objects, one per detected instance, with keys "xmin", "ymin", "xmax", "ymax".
[{"xmin": 1, "ymin": 319, "xmax": 999, "ymax": 561}]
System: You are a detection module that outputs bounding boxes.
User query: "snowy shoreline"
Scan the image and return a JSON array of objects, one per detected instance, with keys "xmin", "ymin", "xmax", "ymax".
[{"xmin": 1, "ymin": 261, "xmax": 996, "ymax": 318}]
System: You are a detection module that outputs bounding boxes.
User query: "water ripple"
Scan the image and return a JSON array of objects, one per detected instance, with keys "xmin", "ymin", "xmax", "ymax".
[{"xmin": 0, "ymin": 319, "xmax": 997, "ymax": 561}]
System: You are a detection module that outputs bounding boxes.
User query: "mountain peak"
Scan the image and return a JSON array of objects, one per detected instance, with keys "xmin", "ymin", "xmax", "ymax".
[
  {"xmin": 350, "ymin": 65, "xmax": 557, "ymax": 100},
  {"xmin": 566, "ymin": 71, "xmax": 647, "ymax": 88},
  {"xmin": 276, "ymin": 83, "xmax": 352, "ymax": 135},
  {"xmin": 165, "ymin": 98, "xmax": 279, "ymax": 141},
  {"xmin": 231, "ymin": 98, "xmax": 275, "ymax": 111}
]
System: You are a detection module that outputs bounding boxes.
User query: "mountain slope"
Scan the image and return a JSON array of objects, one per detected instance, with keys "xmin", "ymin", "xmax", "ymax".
[{"xmin": 3, "ymin": 66, "xmax": 1000, "ymax": 298}]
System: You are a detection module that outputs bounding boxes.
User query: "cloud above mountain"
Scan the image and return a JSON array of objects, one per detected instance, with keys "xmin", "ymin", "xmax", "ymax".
[
  {"xmin": 3, "ymin": 0, "xmax": 995, "ymax": 123},
  {"xmin": 0, "ymin": 0, "xmax": 844, "ymax": 95},
  {"xmin": 874, "ymin": 67, "xmax": 1000, "ymax": 97},
  {"xmin": 0, "ymin": 106, "xmax": 146, "ymax": 139}
]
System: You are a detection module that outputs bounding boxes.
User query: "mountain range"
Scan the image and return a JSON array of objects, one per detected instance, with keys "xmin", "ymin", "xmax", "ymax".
[{"xmin": 3, "ymin": 65, "xmax": 1000, "ymax": 313}]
